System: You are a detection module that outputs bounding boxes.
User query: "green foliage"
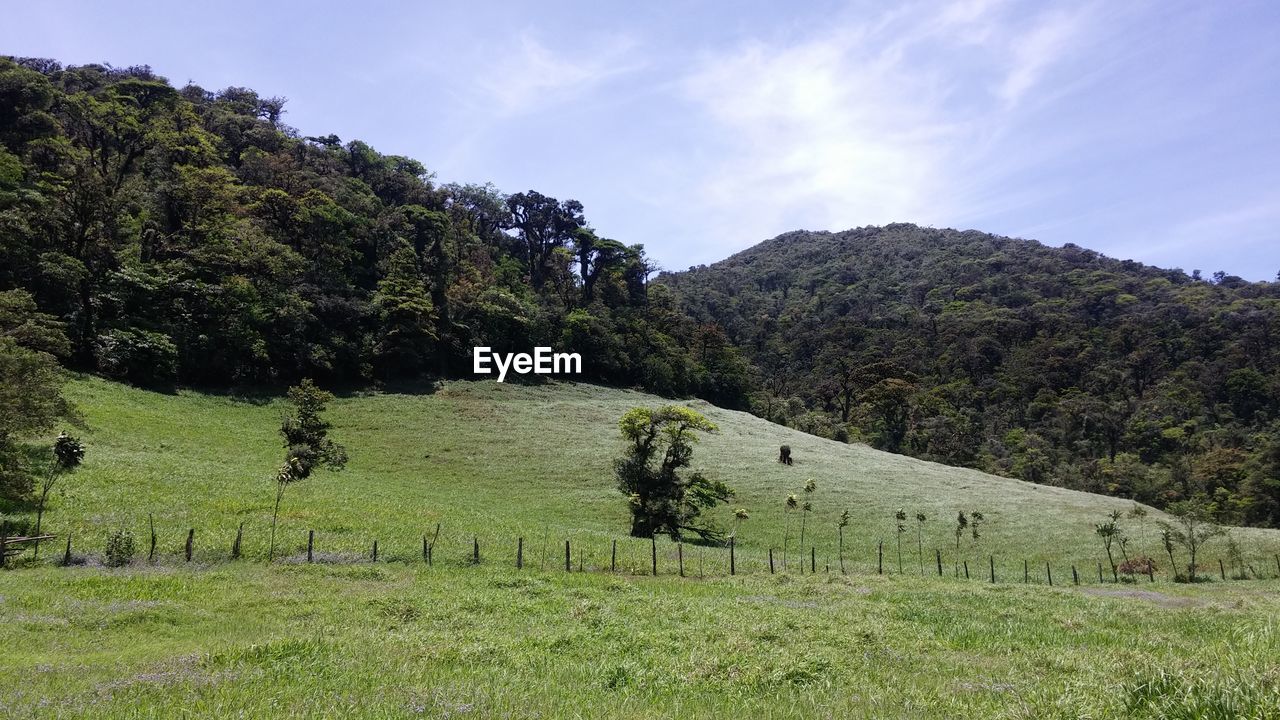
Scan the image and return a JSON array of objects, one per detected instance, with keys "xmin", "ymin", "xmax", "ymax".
[
  {"xmin": 614, "ymin": 405, "xmax": 731, "ymax": 541},
  {"xmin": 103, "ymin": 528, "xmax": 135, "ymax": 567},
  {"xmin": 662, "ymin": 226, "xmax": 1280, "ymax": 527}
]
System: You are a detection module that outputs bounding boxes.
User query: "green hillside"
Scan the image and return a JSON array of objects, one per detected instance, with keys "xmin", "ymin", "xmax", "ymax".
[
  {"xmin": 49, "ymin": 376, "xmax": 1280, "ymax": 574},
  {"xmin": 2, "ymin": 376, "xmax": 1279, "ymax": 718}
]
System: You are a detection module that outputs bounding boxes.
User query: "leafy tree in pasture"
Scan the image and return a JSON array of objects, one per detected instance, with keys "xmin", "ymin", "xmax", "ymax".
[
  {"xmin": 1157, "ymin": 495, "xmax": 1225, "ymax": 582},
  {"xmin": 1095, "ymin": 512, "xmax": 1121, "ymax": 580},
  {"xmin": 894, "ymin": 508, "xmax": 907, "ymax": 573},
  {"xmin": 31, "ymin": 431, "xmax": 84, "ymax": 558},
  {"xmin": 797, "ymin": 478, "xmax": 816, "ymax": 561},
  {"xmin": 915, "ymin": 512, "xmax": 927, "ymax": 574},
  {"xmin": 614, "ymin": 405, "xmax": 732, "ymax": 542},
  {"xmin": 837, "ymin": 509, "xmax": 850, "ymax": 573},
  {"xmin": 269, "ymin": 379, "xmax": 347, "ymax": 560},
  {"xmin": 783, "ymin": 493, "xmax": 798, "ymax": 569}
]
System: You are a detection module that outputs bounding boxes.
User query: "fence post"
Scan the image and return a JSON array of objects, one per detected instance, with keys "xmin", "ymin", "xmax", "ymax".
[
  {"xmin": 473, "ymin": 537, "xmax": 480, "ymax": 564},
  {"xmin": 1072, "ymin": 565, "xmax": 1079, "ymax": 585},
  {"xmin": 185, "ymin": 528, "xmax": 194, "ymax": 562},
  {"xmin": 422, "ymin": 536, "xmax": 429, "ymax": 564},
  {"xmin": 372, "ymin": 540, "xmax": 378, "ymax": 562},
  {"xmin": 1219, "ymin": 559, "xmax": 1226, "ymax": 580},
  {"xmin": 307, "ymin": 529, "xmax": 314, "ymax": 563},
  {"xmin": 565, "ymin": 540, "xmax": 571, "ymax": 572},
  {"xmin": 963, "ymin": 561, "xmax": 969, "ymax": 579},
  {"xmin": 62, "ymin": 533, "xmax": 72, "ymax": 566},
  {"xmin": 148, "ymin": 514, "xmax": 156, "ymax": 563},
  {"xmin": 611, "ymin": 540, "xmax": 617, "ymax": 572},
  {"xmin": 0, "ymin": 522, "xmax": 7, "ymax": 569},
  {"xmin": 769, "ymin": 548, "xmax": 775, "ymax": 574},
  {"xmin": 1147, "ymin": 562, "xmax": 1154, "ymax": 583},
  {"xmin": 990, "ymin": 555, "xmax": 995, "ymax": 583},
  {"xmin": 651, "ymin": 536, "xmax": 657, "ymax": 576},
  {"xmin": 517, "ymin": 537, "xmax": 523, "ymax": 569},
  {"xmin": 232, "ymin": 523, "xmax": 244, "ymax": 560},
  {"xmin": 936, "ymin": 549, "xmax": 942, "ymax": 576},
  {"xmin": 678, "ymin": 542, "xmax": 685, "ymax": 577},
  {"xmin": 811, "ymin": 546, "xmax": 816, "ymax": 574},
  {"xmin": 1024, "ymin": 559, "xmax": 1029, "ymax": 583},
  {"xmin": 1098, "ymin": 562, "xmax": 1104, "ymax": 583},
  {"xmin": 730, "ymin": 537, "xmax": 736, "ymax": 576},
  {"xmin": 1046, "ymin": 562, "xmax": 1053, "ymax": 587},
  {"xmin": 878, "ymin": 542, "xmax": 883, "ymax": 575}
]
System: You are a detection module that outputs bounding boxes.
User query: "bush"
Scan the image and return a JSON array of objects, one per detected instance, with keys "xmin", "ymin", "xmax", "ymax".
[
  {"xmin": 95, "ymin": 328, "xmax": 178, "ymax": 386},
  {"xmin": 104, "ymin": 529, "xmax": 136, "ymax": 567}
]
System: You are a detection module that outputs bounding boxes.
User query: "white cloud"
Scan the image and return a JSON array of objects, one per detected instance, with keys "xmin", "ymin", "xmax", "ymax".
[
  {"xmin": 669, "ymin": 1, "xmax": 1102, "ymax": 255},
  {"xmin": 473, "ymin": 32, "xmax": 643, "ymax": 116}
]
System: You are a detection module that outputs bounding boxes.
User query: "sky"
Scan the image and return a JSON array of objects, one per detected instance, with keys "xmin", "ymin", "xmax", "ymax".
[{"xmin": 4, "ymin": 0, "xmax": 1279, "ymax": 279}]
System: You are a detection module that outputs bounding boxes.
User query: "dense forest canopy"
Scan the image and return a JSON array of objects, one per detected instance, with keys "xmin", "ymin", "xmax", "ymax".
[
  {"xmin": 2, "ymin": 56, "xmax": 1278, "ymax": 529},
  {"xmin": 660, "ymin": 226, "xmax": 1280, "ymax": 527}
]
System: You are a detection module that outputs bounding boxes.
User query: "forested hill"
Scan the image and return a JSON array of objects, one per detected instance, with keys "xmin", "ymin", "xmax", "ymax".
[
  {"xmin": 659, "ymin": 225, "xmax": 1280, "ymax": 528},
  {"xmin": 0, "ymin": 57, "xmax": 752, "ymax": 405}
]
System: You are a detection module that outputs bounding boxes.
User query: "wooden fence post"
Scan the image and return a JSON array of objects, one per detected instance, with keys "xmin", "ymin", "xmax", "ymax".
[
  {"xmin": 651, "ymin": 536, "xmax": 657, "ymax": 576},
  {"xmin": 811, "ymin": 547, "xmax": 816, "ymax": 574},
  {"xmin": 517, "ymin": 537, "xmax": 524, "ymax": 569},
  {"xmin": 148, "ymin": 514, "xmax": 157, "ymax": 563},
  {"xmin": 878, "ymin": 541, "xmax": 883, "ymax": 575},
  {"xmin": 232, "ymin": 523, "xmax": 244, "ymax": 560},
  {"xmin": 963, "ymin": 561, "xmax": 969, "ymax": 579},
  {"xmin": 936, "ymin": 549, "xmax": 942, "ymax": 576},
  {"xmin": 473, "ymin": 537, "xmax": 480, "ymax": 564},
  {"xmin": 62, "ymin": 533, "xmax": 73, "ymax": 566},
  {"xmin": 565, "ymin": 540, "xmax": 571, "ymax": 572},
  {"xmin": 1098, "ymin": 562, "xmax": 1104, "ymax": 583},
  {"xmin": 678, "ymin": 542, "xmax": 685, "ymax": 577},
  {"xmin": 1046, "ymin": 562, "xmax": 1053, "ymax": 587},
  {"xmin": 372, "ymin": 540, "xmax": 378, "ymax": 562},
  {"xmin": 1219, "ymin": 558, "xmax": 1226, "ymax": 580},
  {"xmin": 1024, "ymin": 559, "xmax": 1029, "ymax": 583},
  {"xmin": 990, "ymin": 555, "xmax": 995, "ymax": 583},
  {"xmin": 769, "ymin": 548, "xmax": 775, "ymax": 574},
  {"xmin": 729, "ymin": 537, "xmax": 736, "ymax": 576},
  {"xmin": 1072, "ymin": 565, "xmax": 1079, "ymax": 585},
  {"xmin": 611, "ymin": 540, "xmax": 617, "ymax": 572},
  {"xmin": 422, "ymin": 536, "xmax": 429, "ymax": 564},
  {"xmin": 185, "ymin": 528, "xmax": 194, "ymax": 562},
  {"xmin": 307, "ymin": 529, "xmax": 314, "ymax": 563}
]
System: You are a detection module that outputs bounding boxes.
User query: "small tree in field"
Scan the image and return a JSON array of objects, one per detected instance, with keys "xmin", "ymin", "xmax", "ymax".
[
  {"xmin": 915, "ymin": 512, "xmax": 927, "ymax": 574},
  {"xmin": 954, "ymin": 511, "xmax": 968, "ymax": 550},
  {"xmin": 798, "ymin": 479, "xmax": 816, "ymax": 558},
  {"xmin": 1158, "ymin": 495, "xmax": 1224, "ymax": 582},
  {"xmin": 1095, "ymin": 512, "xmax": 1121, "ymax": 580},
  {"xmin": 269, "ymin": 379, "xmax": 347, "ymax": 561},
  {"xmin": 782, "ymin": 494, "xmax": 798, "ymax": 568},
  {"xmin": 32, "ymin": 431, "xmax": 85, "ymax": 559},
  {"xmin": 614, "ymin": 405, "xmax": 732, "ymax": 542},
  {"xmin": 894, "ymin": 508, "xmax": 907, "ymax": 573},
  {"xmin": 837, "ymin": 509, "xmax": 850, "ymax": 573}
]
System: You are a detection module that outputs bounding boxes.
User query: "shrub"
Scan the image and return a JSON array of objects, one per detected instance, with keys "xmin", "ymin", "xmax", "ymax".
[
  {"xmin": 95, "ymin": 328, "xmax": 178, "ymax": 385},
  {"xmin": 104, "ymin": 529, "xmax": 136, "ymax": 567}
]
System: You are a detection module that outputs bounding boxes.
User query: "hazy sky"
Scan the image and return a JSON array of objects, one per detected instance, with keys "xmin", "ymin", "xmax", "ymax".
[{"xmin": 5, "ymin": 1, "xmax": 1279, "ymax": 278}]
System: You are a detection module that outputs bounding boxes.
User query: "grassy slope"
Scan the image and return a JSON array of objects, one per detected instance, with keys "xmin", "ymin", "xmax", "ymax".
[
  {"xmin": 2, "ymin": 376, "xmax": 1279, "ymax": 718},
  {"xmin": 45, "ymin": 375, "xmax": 1280, "ymax": 574}
]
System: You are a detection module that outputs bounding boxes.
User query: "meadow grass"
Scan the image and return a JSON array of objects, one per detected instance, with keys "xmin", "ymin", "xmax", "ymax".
[
  {"xmin": 1, "ymin": 563, "xmax": 1277, "ymax": 718},
  {"xmin": 2, "ymin": 376, "xmax": 1279, "ymax": 718},
  {"xmin": 25, "ymin": 375, "xmax": 1280, "ymax": 576}
]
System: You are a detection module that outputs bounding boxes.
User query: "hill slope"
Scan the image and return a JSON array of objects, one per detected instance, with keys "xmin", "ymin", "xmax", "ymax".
[
  {"xmin": 55, "ymin": 376, "xmax": 1280, "ymax": 572},
  {"xmin": 660, "ymin": 224, "xmax": 1280, "ymax": 527}
]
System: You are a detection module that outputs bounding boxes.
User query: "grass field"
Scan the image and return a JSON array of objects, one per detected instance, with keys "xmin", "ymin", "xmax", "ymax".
[
  {"xmin": 24, "ymin": 375, "xmax": 1280, "ymax": 575},
  {"xmin": 2, "ymin": 564, "xmax": 1278, "ymax": 718},
  {"xmin": 2, "ymin": 375, "xmax": 1279, "ymax": 718}
]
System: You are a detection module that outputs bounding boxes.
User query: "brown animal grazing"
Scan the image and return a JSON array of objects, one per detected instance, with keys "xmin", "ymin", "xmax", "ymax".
[{"xmin": 779, "ymin": 445, "xmax": 793, "ymax": 465}]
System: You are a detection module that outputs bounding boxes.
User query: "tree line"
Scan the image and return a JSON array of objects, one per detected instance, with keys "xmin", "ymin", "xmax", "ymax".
[{"xmin": 661, "ymin": 226, "xmax": 1280, "ymax": 528}]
